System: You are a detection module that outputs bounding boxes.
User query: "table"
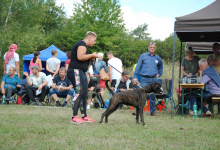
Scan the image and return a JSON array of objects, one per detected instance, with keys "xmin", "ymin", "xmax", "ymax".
[{"xmin": 180, "ymin": 83, "xmax": 205, "ymax": 117}]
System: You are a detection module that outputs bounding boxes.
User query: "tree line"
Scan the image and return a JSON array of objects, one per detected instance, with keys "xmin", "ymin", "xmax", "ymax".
[{"xmin": 0, "ymin": 0, "xmax": 185, "ymax": 75}]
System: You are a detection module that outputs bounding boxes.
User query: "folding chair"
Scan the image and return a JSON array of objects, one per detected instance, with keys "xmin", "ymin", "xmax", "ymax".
[
  {"xmin": 90, "ymin": 76, "xmax": 105, "ymax": 108},
  {"xmin": 157, "ymin": 79, "xmax": 176, "ymax": 110}
]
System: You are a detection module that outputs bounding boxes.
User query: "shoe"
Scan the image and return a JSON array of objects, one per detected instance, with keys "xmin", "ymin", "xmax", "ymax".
[
  {"xmin": 151, "ymin": 113, "xmax": 157, "ymax": 116},
  {"xmin": 205, "ymin": 111, "xmax": 212, "ymax": 116},
  {"xmin": 188, "ymin": 111, "xmax": 193, "ymax": 117},
  {"xmin": 132, "ymin": 112, "xmax": 136, "ymax": 115},
  {"xmin": 71, "ymin": 116, "xmax": 84, "ymax": 124},
  {"xmin": 81, "ymin": 115, "xmax": 96, "ymax": 122},
  {"xmin": 37, "ymin": 102, "xmax": 43, "ymax": 106},
  {"xmin": 179, "ymin": 101, "xmax": 190, "ymax": 109},
  {"xmin": 90, "ymin": 102, "xmax": 93, "ymax": 105},
  {"xmin": 30, "ymin": 101, "xmax": 37, "ymax": 105},
  {"xmin": 62, "ymin": 102, "xmax": 67, "ymax": 107},
  {"xmin": 87, "ymin": 105, "xmax": 90, "ymax": 109},
  {"xmin": 55, "ymin": 101, "xmax": 60, "ymax": 107}
]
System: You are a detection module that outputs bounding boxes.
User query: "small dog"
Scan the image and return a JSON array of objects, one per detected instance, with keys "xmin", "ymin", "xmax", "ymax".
[{"xmin": 100, "ymin": 81, "xmax": 163, "ymax": 126}]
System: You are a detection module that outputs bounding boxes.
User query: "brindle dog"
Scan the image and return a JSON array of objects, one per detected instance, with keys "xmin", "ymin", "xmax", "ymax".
[{"xmin": 100, "ymin": 81, "xmax": 163, "ymax": 126}]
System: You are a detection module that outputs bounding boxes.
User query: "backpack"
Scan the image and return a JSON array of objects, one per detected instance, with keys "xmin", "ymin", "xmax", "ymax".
[{"xmin": 94, "ymin": 93, "xmax": 104, "ymax": 108}]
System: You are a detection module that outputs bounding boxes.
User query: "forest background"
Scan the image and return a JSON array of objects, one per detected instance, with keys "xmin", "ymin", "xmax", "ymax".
[{"xmin": 0, "ymin": 0, "xmax": 187, "ymax": 77}]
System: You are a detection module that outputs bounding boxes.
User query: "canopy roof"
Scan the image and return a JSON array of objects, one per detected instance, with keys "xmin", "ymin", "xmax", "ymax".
[
  {"xmin": 174, "ymin": 0, "xmax": 220, "ymax": 42},
  {"xmin": 185, "ymin": 42, "xmax": 218, "ymax": 55},
  {"xmin": 23, "ymin": 45, "xmax": 67, "ymax": 62}
]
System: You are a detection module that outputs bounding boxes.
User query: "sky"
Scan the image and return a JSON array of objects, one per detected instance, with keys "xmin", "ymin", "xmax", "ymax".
[{"xmin": 55, "ymin": 0, "xmax": 216, "ymax": 40}]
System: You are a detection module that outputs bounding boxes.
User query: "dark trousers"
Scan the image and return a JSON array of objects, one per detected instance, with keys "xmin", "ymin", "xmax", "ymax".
[
  {"xmin": 25, "ymin": 85, "xmax": 49, "ymax": 102},
  {"xmin": 67, "ymin": 68, "xmax": 88, "ymax": 116},
  {"xmin": 0, "ymin": 85, "xmax": 16, "ymax": 100}
]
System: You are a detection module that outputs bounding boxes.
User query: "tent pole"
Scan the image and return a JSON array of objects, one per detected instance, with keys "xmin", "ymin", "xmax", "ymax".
[
  {"xmin": 179, "ymin": 42, "xmax": 182, "ymax": 78},
  {"xmin": 171, "ymin": 32, "xmax": 176, "ymax": 118}
]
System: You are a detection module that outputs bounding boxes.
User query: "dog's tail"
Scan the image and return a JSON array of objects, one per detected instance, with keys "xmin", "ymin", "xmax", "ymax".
[{"xmin": 105, "ymin": 80, "xmax": 115, "ymax": 96}]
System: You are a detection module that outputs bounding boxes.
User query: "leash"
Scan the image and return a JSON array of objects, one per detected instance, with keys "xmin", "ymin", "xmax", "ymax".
[{"xmin": 108, "ymin": 63, "xmax": 142, "ymax": 88}]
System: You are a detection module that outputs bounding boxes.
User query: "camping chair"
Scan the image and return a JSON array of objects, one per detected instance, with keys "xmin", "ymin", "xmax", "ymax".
[
  {"xmin": 90, "ymin": 76, "xmax": 105, "ymax": 108},
  {"xmin": 157, "ymin": 79, "xmax": 176, "ymax": 110}
]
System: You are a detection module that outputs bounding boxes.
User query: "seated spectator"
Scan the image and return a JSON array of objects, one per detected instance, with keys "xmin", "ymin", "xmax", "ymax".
[
  {"xmin": 112, "ymin": 71, "xmax": 133, "ymax": 93},
  {"xmin": 46, "ymin": 50, "xmax": 61, "ymax": 79},
  {"xmin": 0, "ymin": 67, "xmax": 21, "ymax": 104},
  {"xmin": 49, "ymin": 67, "xmax": 74, "ymax": 107},
  {"xmin": 176, "ymin": 47, "xmax": 200, "ymax": 105},
  {"xmin": 65, "ymin": 51, "xmax": 71, "ymax": 71},
  {"xmin": 207, "ymin": 43, "xmax": 220, "ymax": 76},
  {"xmin": 181, "ymin": 47, "xmax": 200, "ymax": 77},
  {"xmin": 23, "ymin": 65, "xmax": 48, "ymax": 106},
  {"xmin": 86, "ymin": 72, "xmax": 96, "ymax": 109},
  {"xmin": 188, "ymin": 59, "xmax": 220, "ymax": 116}
]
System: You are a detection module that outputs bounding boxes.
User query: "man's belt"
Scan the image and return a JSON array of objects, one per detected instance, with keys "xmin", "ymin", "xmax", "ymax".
[{"xmin": 141, "ymin": 75, "xmax": 156, "ymax": 78}]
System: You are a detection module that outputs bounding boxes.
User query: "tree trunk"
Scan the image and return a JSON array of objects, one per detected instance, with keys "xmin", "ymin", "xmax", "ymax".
[{"xmin": 5, "ymin": 0, "xmax": 13, "ymax": 27}]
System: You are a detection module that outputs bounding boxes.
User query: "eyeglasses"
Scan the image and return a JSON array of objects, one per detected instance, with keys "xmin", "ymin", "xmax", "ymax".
[{"xmin": 149, "ymin": 42, "xmax": 156, "ymax": 45}]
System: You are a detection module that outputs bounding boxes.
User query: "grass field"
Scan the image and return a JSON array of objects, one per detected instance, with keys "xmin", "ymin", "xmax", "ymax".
[
  {"xmin": 1, "ymin": 61, "xmax": 220, "ymax": 149},
  {"xmin": 0, "ymin": 105, "xmax": 220, "ymax": 149}
]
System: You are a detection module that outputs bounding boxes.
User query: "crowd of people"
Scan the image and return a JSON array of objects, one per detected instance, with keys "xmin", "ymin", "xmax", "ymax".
[{"xmin": 0, "ymin": 31, "xmax": 220, "ymax": 123}]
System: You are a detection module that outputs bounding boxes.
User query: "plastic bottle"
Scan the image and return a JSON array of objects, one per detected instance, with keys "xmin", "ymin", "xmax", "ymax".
[
  {"xmin": 193, "ymin": 102, "xmax": 198, "ymax": 118},
  {"xmin": 2, "ymin": 95, "xmax": 6, "ymax": 104}
]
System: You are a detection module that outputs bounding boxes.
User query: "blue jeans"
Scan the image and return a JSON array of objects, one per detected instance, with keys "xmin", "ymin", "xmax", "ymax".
[
  {"xmin": 141, "ymin": 76, "xmax": 158, "ymax": 114},
  {"xmin": 189, "ymin": 91, "xmax": 211, "ymax": 113},
  {"xmin": 49, "ymin": 88, "xmax": 75, "ymax": 98}
]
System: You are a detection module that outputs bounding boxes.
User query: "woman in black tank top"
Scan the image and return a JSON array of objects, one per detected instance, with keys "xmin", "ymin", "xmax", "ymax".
[{"xmin": 67, "ymin": 31, "xmax": 99, "ymax": 123}]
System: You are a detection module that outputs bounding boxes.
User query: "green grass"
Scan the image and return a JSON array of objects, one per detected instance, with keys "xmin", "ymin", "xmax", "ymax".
[{"xmin": 0, "ymin": 104, "xmax": 220, "ymax": 150}]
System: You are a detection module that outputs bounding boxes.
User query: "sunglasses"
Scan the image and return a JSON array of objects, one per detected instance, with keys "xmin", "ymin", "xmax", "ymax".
[{"xmin": 149, "ymin": 42, "xmax": 156, "ymax": 45}]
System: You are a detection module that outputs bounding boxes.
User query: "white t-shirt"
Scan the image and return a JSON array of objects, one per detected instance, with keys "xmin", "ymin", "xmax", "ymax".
[
  {"xmin": 4, "ymin": 52, "xmax": 19, "ymax": 74},
  {"xmin": 108, "ymin": 57, "xmax": 123, "ymax": 79},
  {"xmin": 46, "ymin": 58, "xmax": 61, "ymax": 71},
  {"xmin": 30, "ymin": 72, "xmax": 47, "ymax": 87}
]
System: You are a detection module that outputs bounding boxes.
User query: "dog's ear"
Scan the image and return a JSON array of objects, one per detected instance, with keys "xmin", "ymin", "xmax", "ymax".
[{"xmin": 152, "ymin": 82, "xmax": 156, "ymax": 90}]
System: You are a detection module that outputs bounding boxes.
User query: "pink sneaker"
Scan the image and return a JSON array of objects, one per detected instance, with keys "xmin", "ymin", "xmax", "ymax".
[
  {"xmin": 71, "ymin": 116, "xmax": 84, "ymax": 124},
  {"xmin": 81, "ymin": 115, "xmax": 96, "ymax": 122}
]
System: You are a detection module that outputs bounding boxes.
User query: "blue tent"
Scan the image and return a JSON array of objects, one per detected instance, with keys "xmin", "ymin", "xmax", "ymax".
[{"xmin": 23, "ymin": 45, "xmax": 67, "ymax": 74}]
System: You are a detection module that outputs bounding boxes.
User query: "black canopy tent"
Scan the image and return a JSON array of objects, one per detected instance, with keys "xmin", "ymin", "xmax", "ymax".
[{"xmin": 171, "ymin": 0, "xmax": 220, "ymax": 117}]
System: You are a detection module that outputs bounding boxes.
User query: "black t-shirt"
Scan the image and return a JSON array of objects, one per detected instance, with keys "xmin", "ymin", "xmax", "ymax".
[
  {"xmin": 69, "ymin": 40, "xmax": 90, "ymax": 72},
  {"xmin": 117, "ymin": 80, "xmax": 133, "ymax": 90},
  {"xmin": 53, "ymin": 75, "xmax": 72, "ymax": 92},
  {"xmin": 88, "ymin": 79, "xmax": 95, "ymax": 90}
]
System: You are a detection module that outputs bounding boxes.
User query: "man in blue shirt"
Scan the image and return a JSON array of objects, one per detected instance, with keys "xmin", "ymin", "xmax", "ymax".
[
  {"xmin": 133, "ymin": 42, "xmax": 163, "ymax": 116},
  {"xmin": 0, "ymin": 67, "xmax": 21, "ymax": 104}
]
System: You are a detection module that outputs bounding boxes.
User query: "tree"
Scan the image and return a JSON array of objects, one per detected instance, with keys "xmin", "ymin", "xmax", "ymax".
[{"xmin": 130, "ymin": 23, "xmax": 150, "ymax": 40}]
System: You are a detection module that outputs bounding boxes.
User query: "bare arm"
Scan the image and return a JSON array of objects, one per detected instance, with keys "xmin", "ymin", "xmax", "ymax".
[
  {"xmin": 3, "ymin": 60, "xmax": 7, "ymax": 75},
  {"xmin": 52, "ymin": 63, "xmax": 60, "ymax": 78},
  {"xmin": 65, "ymin": 64, "xmax": 69, "ymax": 71},
  {"xmin": 38, "ymin": 59, "xmax": 42, "ymax": 72},
  {"xmin": 108, "ymin": 66, "xmax": 112, "ymax": 82},
  {"xmin": 1, "ymin": 81, "xmax": 5, "ymax": 92},
  {"xmin": 15, "ymin": 61, "xmax": 20, "ymax": 77},
  {"xmin": 24, "ymin": 74, "xmax": 33, "ymax": 86},
  {"xmin": 181, "ymin": 66, "xmax": 189, "ymax": 77},
  {"xmin": 46, "ymin": 63, "xmax": 55, "ymax": 74},
  {"xmin": 77, "ymin": 46, "xmax": 98, "ymax": 61},
  {"xmin": 52, "ymin": 83, "xmax": 58, "ymax": 89}
]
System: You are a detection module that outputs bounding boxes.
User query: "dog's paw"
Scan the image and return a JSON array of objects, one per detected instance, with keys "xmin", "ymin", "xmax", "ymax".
[{"xmin": 136, "ymin": 122, "xmax": 140, "ymax": 124}]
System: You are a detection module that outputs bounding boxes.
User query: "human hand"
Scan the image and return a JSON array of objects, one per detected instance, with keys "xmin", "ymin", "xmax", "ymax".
[
  {"xmin": 133, "ymin": 78, "xmax": 138, "ymax": 84},
  {"xmin": 17, "ymin": 85, "xmax": 21, "ymax": 88},
  {"xmin": 92, "ymin": 52, "xmax": 99, "ymax": 58},
  {"xmin": 195, "ymin": 73, "xmax": 199, "ymax": 77},
  {"xmin": 3, "ymin": 71, "xmax": 7, "ymax": 75},
  {"xmin": 2, "ymin": 89, "xmax": 5, "ymax": 95},
  {"xmin": 52, "ymin": 75, "xmax": 55, "ymax": 79},
  {"xmin": 23, "ymin": 72, "xmax": 29, "ymax": 77},
  {"xmin": 59, "ymin": 86, "xmax": 64, "ymax": 91},
  {"xmin": 187, "ymin": 73, "xmax": 193, "ymax": 77},
  {"xmin": 17, "ymin": 74, "xmax": 20, "ymax": 78},
  {"xmin": 111, "ymin": 87, "xmax": 115, "ymax": 91},
  {"xmin": 156, "ymin": 74, "xmax": 159, "ymax": 78},
  {"xmin": 38, "ymin": 85, "xmax": 43, "ymax": 91},
  {"xmin": 110, "ymin": 79, "xmax": 112, "ymax": 83}
]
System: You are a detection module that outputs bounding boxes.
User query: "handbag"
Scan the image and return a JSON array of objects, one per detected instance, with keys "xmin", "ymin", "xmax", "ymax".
[{"xmin": 99, "ymin": 62, "xmax": 110, "ymax": 80}]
